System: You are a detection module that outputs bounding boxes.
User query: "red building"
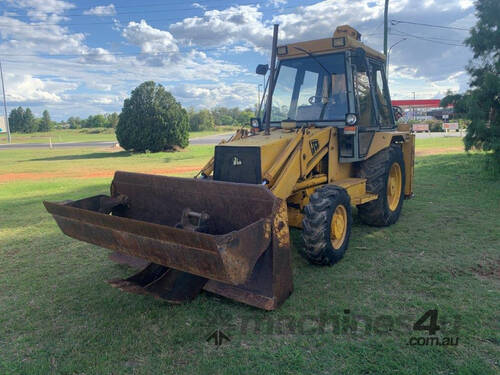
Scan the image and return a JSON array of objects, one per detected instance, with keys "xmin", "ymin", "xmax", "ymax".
[{"xmin": 391, "ymin": 99, "xmax": 453, "ymax": 121}]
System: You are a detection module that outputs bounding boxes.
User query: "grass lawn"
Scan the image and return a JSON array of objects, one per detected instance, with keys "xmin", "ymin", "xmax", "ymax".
[
  {"xmin": 0, "ymin": 138, "xmax": 498, "ymax": 374},
  {"xmin": 0, "ymin": 126, "xmax": 240, "ymax": 145}
]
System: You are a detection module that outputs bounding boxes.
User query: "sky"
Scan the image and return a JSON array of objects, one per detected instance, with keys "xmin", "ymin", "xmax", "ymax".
[{"xmin": 0, "ymin": 0, "xmax": 477, "ymax": 120}]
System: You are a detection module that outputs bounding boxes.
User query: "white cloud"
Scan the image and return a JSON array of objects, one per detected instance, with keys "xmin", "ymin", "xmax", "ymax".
[
  {"xmin": 123, "ymin": 20, "xmax": 179, "ymax": 53},
  {"xmin": 5, "ymin": 74, "xmax": 77, "ymax": 104},
  {"xmin": 83, "ymin": 4, "xmax": 116, "ymax": 17},
  {"xmin": 170, "ymin": 5, "xmax": 271, "ymax": 51},
  {"xmin": 171, "ymin": 82, "xmax": 257, "ymax": 108},
  {"xmin": 0, "ymin": 15, "xmax": 116, "ymax": 62},
  {"xmin": 192, "ymin": 3, "xmax": 207, "ymax": 11},
  {"xmin": 6, "ymin": 0, "xmax": 75, "ymax": 21},
  {"xmin": 268, "ymin": 0, "xmax": 287, "ymax": 7}
]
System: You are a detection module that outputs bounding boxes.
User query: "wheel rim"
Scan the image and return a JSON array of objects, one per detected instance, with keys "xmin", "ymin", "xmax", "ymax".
[
  {"xmin": 330, "ymin": 205, "xmax": 347, "ymax": 250},
  {"xmin": 387, "ymin": 162, "xmax": 402, "ymax": 211}
]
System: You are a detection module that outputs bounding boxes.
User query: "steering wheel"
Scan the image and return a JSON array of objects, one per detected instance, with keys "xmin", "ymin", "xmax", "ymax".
[
  {"xmin": 308, "ymin": 96, "xmax": 322, "ymax": 105},
  {"xmin": 393, "ymin": 106, "xmax": 404, "ymax": 121}
]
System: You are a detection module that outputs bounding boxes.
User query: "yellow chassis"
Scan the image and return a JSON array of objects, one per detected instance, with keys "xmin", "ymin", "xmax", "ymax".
[{"xmin": 198, "ymin": 124, "xmax": 414, "ymax": 229}]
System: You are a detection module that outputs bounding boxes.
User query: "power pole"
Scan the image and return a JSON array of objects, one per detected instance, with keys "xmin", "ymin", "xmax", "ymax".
[
  {"xmin": 383, "ymin": 0, "xmax": 389, "ymax": 56},
  {"xmin": 0, "ymin": 59, "xmax": 10, "ymax": 143},
  {"xmin": 412, "ymin": 91, "xmax": 416, "ymax": 120}
]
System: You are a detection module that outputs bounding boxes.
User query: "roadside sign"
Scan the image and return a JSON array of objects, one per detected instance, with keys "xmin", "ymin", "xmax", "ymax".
[
  {"xmin": 0, "ymin": 116, "xmax": 5, "ymax": 133},
  {"xmin": 442, "ymin": 114, "xmax": 449, "ymax": 120},
  {"xmin": 412, "ymin": 123, "xmax": 429, "ymax": 132},
  {"xmin": 443, "ymin": 122, "xmax": 459, "ymax": 130}
]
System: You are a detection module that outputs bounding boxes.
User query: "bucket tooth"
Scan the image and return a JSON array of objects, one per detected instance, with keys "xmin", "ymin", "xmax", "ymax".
[{"xmin": 109, "ymin": 263, "xmax": 207, "ymax": 303}]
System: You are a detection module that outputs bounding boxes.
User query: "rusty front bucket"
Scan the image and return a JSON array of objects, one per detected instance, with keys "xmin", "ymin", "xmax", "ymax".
[{"xmin": 44, "ymin": 171, "xmax": 293, "ymax": 310}]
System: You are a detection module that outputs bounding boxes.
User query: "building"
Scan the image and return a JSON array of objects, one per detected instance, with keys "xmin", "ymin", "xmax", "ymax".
[{"xmin": 391, "ymin": 99, "xmax": 454, "ymax": 121}]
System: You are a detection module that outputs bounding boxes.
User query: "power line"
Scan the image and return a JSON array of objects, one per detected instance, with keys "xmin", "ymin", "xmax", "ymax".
[
  {"xmin": 391, "ymin": 28, "xmax": 466, "ymax": 43},
  {"xmin": 3, "ymin": 1, "xmax": 265, "ymax": 19},
  {"xmin": 389, "ymin": 31, "xmax": 465, "ymax": 47},
  {"xmin": 0, "ymin": 1, "xmax": 311, "ymax": 28},
  {"xmin": 391, "ymin": 19, "xmax": 470, "ymax": 31}
]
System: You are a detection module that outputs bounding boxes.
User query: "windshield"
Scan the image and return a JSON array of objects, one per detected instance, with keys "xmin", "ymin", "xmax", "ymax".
[{"xmin": 271, "ymin": 52, "xmax": 347, "ymax": 122}]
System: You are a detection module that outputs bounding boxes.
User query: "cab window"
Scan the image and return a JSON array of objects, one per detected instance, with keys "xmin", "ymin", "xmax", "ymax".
[
  {"xmin": 354, "ymin": 68, "xmax": 373, "ymax": 126},
  {"xmin": 373, "ymin": 66, "xmax": 392, "ymax": 126}
]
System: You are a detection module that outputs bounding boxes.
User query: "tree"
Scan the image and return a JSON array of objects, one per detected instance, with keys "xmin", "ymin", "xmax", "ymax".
[
  {"xmin": 442, "ymin": 0, "xmax": 500, "ymax": 173},
  {"xmin": 189, "ymin": 109, "xmax": 215, "ymax": 131},
  {"xmin": 67, "ymin": 116, "xmax": 82, "ymax": 129},
  {"xmin": 236, "ymin": 109, "xmax": 254, "ymax": 126},
  {"xmin": 39, "ymin": 110, "xmax": 53, "ymax": 132},
  {"xmin": 107, "ymin": 112, "xmax": 119, "ymax": 128},
  {"xmin": 22, "ymin": 108, "xmax": 38, "ymax": 133},
  {"xmin": 8, "ymin": 107, "xmax": 25, "ymax": 132},
  {"xmin": 116, "ymin": 81, "xmax": 189, "ymax": 152}
]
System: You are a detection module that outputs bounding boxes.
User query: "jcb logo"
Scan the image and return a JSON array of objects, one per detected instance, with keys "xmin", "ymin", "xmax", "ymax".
[{"xmin": 232, "ymin": 156, "xmax": 242, "ymax": 166}]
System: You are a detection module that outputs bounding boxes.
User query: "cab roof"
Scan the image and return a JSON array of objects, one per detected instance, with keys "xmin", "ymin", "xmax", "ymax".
[{"xmin": 277, "ymin": 25, "xmax": 386, "ymax": 62}]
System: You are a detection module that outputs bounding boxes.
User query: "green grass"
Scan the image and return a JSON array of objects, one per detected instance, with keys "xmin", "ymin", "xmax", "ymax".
[
  {"xmin": 0, "ymin": 142, "xmax": 498, "ymax": 374},
  {"xmin": 415, "ymin": 136, "xmax": 464, "ymax": 150},
  {"xmin": 0, "ymin": 126, "xmax": 240, "ymax": 145}
]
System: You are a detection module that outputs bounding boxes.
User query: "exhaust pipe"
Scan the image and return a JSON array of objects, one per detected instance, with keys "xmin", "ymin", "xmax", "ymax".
[{"xmin": 264, "ymin": 24, "xmax": 279, "ymax": 136}]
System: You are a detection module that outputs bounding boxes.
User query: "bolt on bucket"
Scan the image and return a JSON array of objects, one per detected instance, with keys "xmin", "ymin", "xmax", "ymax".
[{"xmin": 44, "ymin": 171, "xmax": 293, "ymax": 310}]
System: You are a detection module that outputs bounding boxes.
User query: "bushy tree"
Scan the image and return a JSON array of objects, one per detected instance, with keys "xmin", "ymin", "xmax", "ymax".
[
  {"xmin": 189, "ymin": 109, "xmax": 215, "ymax": 131},
  {"xmin": 441, "ymin": 0, "xmax": 499, "ymax": 173},
  {"xmin": 23, "ymin": 108, "xmax": 38, "ymax": 133},
  {"xmin": 107, "ymin": 112, "xmax": 119, "ymax": 128},
  {"xmin": 67, "ymin": 116, "xmax": 82, "ymax": 129},
  {"xmin": 39, "ymin": 110, "xmax": 53, "ymax": 132},
  {"xmin": 116, "ymin": 81, "xmax": 189, "ymax": 152},
  {"xmin": 8, "ymin": 107, "xmax": 25, "ymax": 132}
]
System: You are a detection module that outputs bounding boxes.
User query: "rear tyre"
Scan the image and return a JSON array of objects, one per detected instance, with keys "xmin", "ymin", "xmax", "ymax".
[
  {"xmin": 301, "ymin": 185, "xmax": 352, "ymax": 266},
  {"xmin": 357, "ymin": 145, "xmax": 405, "ymax": 226}
]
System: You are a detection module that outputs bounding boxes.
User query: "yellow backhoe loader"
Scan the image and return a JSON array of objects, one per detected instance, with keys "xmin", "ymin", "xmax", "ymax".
[{"xmin": 45, "ymin": 25, "xmax": 414, "ymax": 310}]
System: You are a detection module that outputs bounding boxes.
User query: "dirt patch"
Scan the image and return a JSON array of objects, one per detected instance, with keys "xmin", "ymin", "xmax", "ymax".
[
  {"xmin": 415, "ymin": 147, "xmax": 464, "ymax": 157},
  {"xmin": 0, "ymin": 165, "xmax": 203, "ymax": 183},
  {"xmin": 471, "ymin": 259, "xmax": 500, "ymax": 279}
]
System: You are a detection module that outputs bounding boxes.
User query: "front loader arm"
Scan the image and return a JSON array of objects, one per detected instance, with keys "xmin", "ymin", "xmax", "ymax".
[{"xmin": 267, "ymin": 128, "xmax": 331, "ymax": 199}]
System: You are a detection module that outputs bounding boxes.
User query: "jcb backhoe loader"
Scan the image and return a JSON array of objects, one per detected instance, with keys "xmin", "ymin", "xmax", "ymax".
[{"xmin": 45, "ymin": 25, "xmax": 414, "ymax": 310}]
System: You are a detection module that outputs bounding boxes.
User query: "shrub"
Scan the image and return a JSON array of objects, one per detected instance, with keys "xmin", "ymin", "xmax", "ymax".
[{"xmin": 116, "ymin": 81, "xmax": 189, "ymax": 152}]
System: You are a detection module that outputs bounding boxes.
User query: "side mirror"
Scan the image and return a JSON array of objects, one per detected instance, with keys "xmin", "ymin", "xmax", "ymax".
[
  {"xmin": 250, "ymin": 117, "xmax": 261, "ymax": 129},
  {"xmin": 256, "ymin": 64, "xmax": 269, "ymax": 75}
]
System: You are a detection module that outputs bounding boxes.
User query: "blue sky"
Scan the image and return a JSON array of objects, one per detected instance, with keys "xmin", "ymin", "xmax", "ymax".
[{"xmin": 0, "ymin": 0, "xmax": 476, "ymax": 120}]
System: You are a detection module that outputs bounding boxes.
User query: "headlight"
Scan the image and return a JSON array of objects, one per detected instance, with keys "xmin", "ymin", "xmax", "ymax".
[
  {"xmin": 250, "ymin": 118, "xmax": 261, "ymax": 128},
  {"xmin": 346, "ymin": 113, "xmax": 357, "ymax": 125}
]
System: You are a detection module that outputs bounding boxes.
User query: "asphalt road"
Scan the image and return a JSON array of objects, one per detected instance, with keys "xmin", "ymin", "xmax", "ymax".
[
  {"xmin": 0, "ymin": 133, "xmax": 233, "ymax": 150},
  {"xmin": 0, "ymin": 131, "xmax": 462, "ymax": 150}
]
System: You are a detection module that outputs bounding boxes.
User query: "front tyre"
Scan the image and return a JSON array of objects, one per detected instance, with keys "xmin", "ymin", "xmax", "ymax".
[
  {"xmin": 357, "ymin": 145, "xmax": 406, "ymax": 226},
  {"xmin": 301, "ymin": 185, "xmax": 352, "ymax": 266}
]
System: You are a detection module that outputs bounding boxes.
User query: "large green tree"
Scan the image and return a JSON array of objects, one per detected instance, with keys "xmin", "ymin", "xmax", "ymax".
[
  {"xmin": 116, "ymin": 81, "xmax": 189, "ymax": 152},
  {"xmin": 441, "ymin": 0, "xmax": 499, "ymax": 172},
  {"xmin": 189, "ymin": 109, "xmax": 214, "ymax": 131},
  {"xmin": 22, "ymin": 108, "xmax": 38, "ymax": 133},
  {"xmin": 8, "ymin": 107, "xmax": 25, "ymax": 132},
  {"xmin": 39, "ymin": 110, "xmax": 53, "ymax": 132}
]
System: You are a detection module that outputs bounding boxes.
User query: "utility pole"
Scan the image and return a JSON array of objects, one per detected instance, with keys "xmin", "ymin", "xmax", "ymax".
[
  {"xmin": 0, "ymin": 59, "xmax": 11, "ymax": 143},
  {"xmin": 383, "ymin": 0, "xmax": 389, "ymax": 56},
  {"xmin": 412, "ymin": 91, "xmax": 416, "ymax": 120}
]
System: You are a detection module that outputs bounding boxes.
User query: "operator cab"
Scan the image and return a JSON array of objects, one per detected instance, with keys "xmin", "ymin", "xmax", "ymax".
[{"xmin": 254, "ymin": 25, "xmax": 396, "ymax": 162}]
